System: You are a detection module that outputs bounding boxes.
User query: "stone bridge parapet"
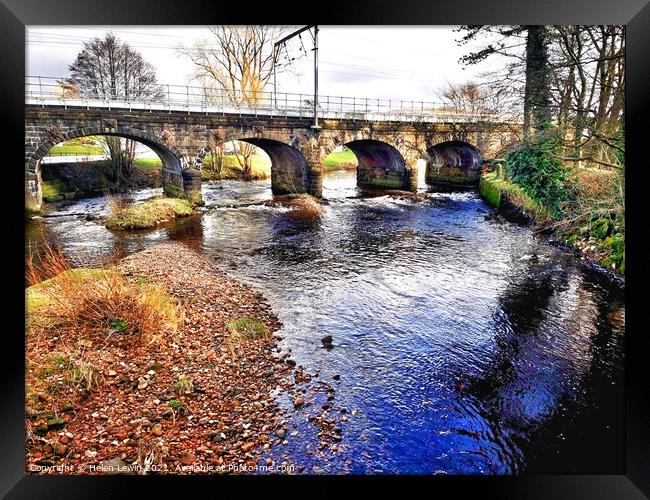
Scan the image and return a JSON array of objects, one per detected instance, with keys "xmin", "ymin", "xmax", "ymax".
[{"xmin": 25, "ymin": 106, "xmax": 522, "ymax": 211}]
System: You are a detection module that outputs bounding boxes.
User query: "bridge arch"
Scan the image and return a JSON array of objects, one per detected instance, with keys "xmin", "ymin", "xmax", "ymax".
[
  {"xmin": 344, "ymin": 139, "xmax": 414, "ymax": 191},
  {"xmin": 197, "ymin": 136, "xmax": 317, "ymax": 196},
  {"xmin": 25, "ymin": 126, "xmax": 191, "ymax": 211},
  {"xmin": 425, "ymin": 140, "xmax": 483, "ymax": 187}
]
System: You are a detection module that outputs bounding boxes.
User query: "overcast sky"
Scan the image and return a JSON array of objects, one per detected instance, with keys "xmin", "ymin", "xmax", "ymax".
[{"xmin": 26, "ymin": 26, "xmax": 495, "ymax": 102}]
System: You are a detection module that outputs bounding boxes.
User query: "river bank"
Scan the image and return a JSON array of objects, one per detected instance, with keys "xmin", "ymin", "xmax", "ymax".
[
  {"xmin": 25, "ymin": 242, "xmax": 304, "ymax": 474},
  {"xmin": 25, "ymin": 174, "xmax": 625, "ymax": 473},
  {"xmin": 479, "ymin": 171, "xmax": 625, "ymax": 280}
]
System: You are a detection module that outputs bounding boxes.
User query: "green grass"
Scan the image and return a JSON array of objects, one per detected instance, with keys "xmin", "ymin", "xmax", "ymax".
[
  {"xmin": 42, "ymin": 179, "xmax": 67, "ymax": 202},
  {"xmin": 105, "ymin": 197, "xmax": 194, "ymax": 230},
  {"xmin": 48, "ymin": 144, "xmax": 104, "ymax": 156},
  {"xmin": 323, "ymin": 148, "xmax": 358, "ymax": 172},
  {"xmin": 133, "ymin": 157, "xmax": 162, "ymax": 170},
  {"xmin": 25, "ymin": 207, "xmax": 40, "ymax": 218},
  {"xmin": 226, "ymin": 315, "xmax": 269, "ymax": 340}
]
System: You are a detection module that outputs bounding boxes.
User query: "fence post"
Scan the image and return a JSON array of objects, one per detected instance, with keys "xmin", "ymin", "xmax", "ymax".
[
  {"xmin": 353, "ymin": 98, "xmax": 356, "ymax": 122},
  {"xmin": 167, "ymin": 84, "xmax": 171, "ymax": 113},
  {"xmin": 186, "ymin": 85, "xmax": 190, "ymax": 114}
]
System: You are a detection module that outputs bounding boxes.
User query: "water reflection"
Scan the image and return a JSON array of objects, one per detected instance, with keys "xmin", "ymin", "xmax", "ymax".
[{"xmin": 25, "ymin": 170, "xmax": 624, "ymax": 474}]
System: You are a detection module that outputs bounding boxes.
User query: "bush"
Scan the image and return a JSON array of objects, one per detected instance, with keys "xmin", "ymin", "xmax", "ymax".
[
  {"xmin": 504, "ymin": 136, "xmax": 572, "ymax": 219},
  {"xmin": 599, "ymin": 233, "xmax": 625, "ymax": 273}
]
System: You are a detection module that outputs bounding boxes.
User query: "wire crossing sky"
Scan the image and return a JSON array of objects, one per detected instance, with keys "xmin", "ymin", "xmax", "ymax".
[{"xmin": 26, "ymin": 26, "xmax": 494, "ymax": 101}]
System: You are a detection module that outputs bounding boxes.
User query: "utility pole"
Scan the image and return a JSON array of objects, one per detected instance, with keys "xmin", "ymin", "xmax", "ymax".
[
  {"xmin": 272, "ymin": 44, "xmax": 278, "ymax": 109},
  {"xmin": 273, "ymin": 25, "xmax": 320, "ymax": 129},
  {"xmin": 313, "ymin": 25, "xmax": 319, "ymax": 128}
]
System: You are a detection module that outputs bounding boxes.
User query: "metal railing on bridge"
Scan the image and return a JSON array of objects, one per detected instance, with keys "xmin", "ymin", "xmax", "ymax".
[{"xmin": 26, "ymin": 76, "xmax": 520, "ymax": 124}]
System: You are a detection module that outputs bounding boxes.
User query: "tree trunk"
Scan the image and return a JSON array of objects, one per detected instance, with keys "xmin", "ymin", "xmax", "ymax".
[{"xmin": 523, "ymin": 26, "xmax": 552, "ymax": 138}]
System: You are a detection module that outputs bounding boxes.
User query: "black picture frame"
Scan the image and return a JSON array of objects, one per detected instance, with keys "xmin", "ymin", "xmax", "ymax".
[{"xmin": 3, "ymin": 0, "xmax": 649, "ymax": 497}]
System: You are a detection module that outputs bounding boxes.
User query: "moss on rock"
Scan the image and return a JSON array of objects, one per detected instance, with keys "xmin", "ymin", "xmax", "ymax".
[
  {"xmin": 479, "ymin": 172, "xmax": 549, "ymax": 223},
  {"xmin": 163, "ymin": 183, "xmax": 185, "ymax": 199}
]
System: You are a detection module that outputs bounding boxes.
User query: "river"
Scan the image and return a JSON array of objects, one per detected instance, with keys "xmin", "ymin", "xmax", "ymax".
[{"xmin": 25, "ymin": 169, "xmax": 625, "ymax": 475}]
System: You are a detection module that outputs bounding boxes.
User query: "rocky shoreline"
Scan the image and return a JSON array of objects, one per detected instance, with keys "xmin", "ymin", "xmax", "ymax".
[{"xmin": 26, "ymin": 242, "xmax": 332, "ymax": 475}]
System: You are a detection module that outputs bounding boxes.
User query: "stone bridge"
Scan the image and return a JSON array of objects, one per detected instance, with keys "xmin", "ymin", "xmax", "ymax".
[{"xmin": 25, "ymin": 106, "xmax": 522, "ymax": 211}]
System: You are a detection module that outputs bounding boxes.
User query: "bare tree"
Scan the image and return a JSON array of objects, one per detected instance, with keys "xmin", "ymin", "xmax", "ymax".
[
  {"xmin": 180, "ymin": 26, "xmax": 287, "ymax": 177},
  {"xmin": 436, "ymin": 81, "xmax": 503, "ymax": 117},
  {"xmin": 550, "ymin": 25, "xmax": 624, "ymax": 168},
  {"xmin": 63, "ymin": 33, "xmax": 163, "ymax": 183},
  {"xmin": 233, "ymin": 142, "xmax": 256, "ymax": 181},
  {"xmin": 179, "ymin": 26, "xmax": 286, "ymax": 106},
  {"xmin": 205, "ymin": 131, "xmax": 226, "ymax": 178}
]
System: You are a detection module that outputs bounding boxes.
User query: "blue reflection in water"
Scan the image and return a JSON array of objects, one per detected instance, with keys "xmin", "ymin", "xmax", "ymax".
[{"xmin": 26, "ymin": 170, "xmax": 624, "ymax": 474}]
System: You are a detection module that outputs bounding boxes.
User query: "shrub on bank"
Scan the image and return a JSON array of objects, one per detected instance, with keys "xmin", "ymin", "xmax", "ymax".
[
  {"xmin": 504, "ymin": 137, "xmax": 572, "ymax": 219},
  {"xmin": 481, "ymin": 138, "xmax": 624, "ymax": 275},
  {"xmin": 26, "ymin": 239, "xmax": 180, "ymax": 345},
  {"xmin": 105, "ymin": 197, "xmax": 194, "ymax": 230}
]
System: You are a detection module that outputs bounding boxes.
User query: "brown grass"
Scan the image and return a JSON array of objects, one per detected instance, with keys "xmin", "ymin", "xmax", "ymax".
[
  {"xmin": 105, "ymin": 191, "xmax": 130, "ymax": 216},
  {"xmin": 25, "ymin": 239, "xmax": 70, "ymax": 287},
  {"xmin": 284, "ymin": 194, "xmax": 324, "ymax": 215},
  {"xmin": 572, "ymin": 167, "xmax": 619, "ymax": 199},
  {"xmin": 26, "ymin": 240, "xmax": 182, "ymax": 346}
]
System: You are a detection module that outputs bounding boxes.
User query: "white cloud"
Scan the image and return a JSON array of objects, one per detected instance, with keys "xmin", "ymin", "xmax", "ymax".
[{"xmin": 26, "ymin": 26, "xmax": 494, "ymax": 102}]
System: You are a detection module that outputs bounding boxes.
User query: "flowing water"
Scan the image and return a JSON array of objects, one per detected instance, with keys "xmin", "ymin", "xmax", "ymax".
[{"xmin": 25, "ymin": 169, "xmax": 625, "ymax": 475}]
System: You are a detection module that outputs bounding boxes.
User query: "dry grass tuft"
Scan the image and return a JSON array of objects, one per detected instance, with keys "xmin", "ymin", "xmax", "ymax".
[
  {"xmin": 105, "ymin": 191, "xmax": 130, "ymax": 216},
  {"xmin": 26, "ymin": 243, "xmax": 181, "ymax": 346},
  {"xmin": 26, "ymin": 239, "xmax": 70, "ymax": 287}
]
